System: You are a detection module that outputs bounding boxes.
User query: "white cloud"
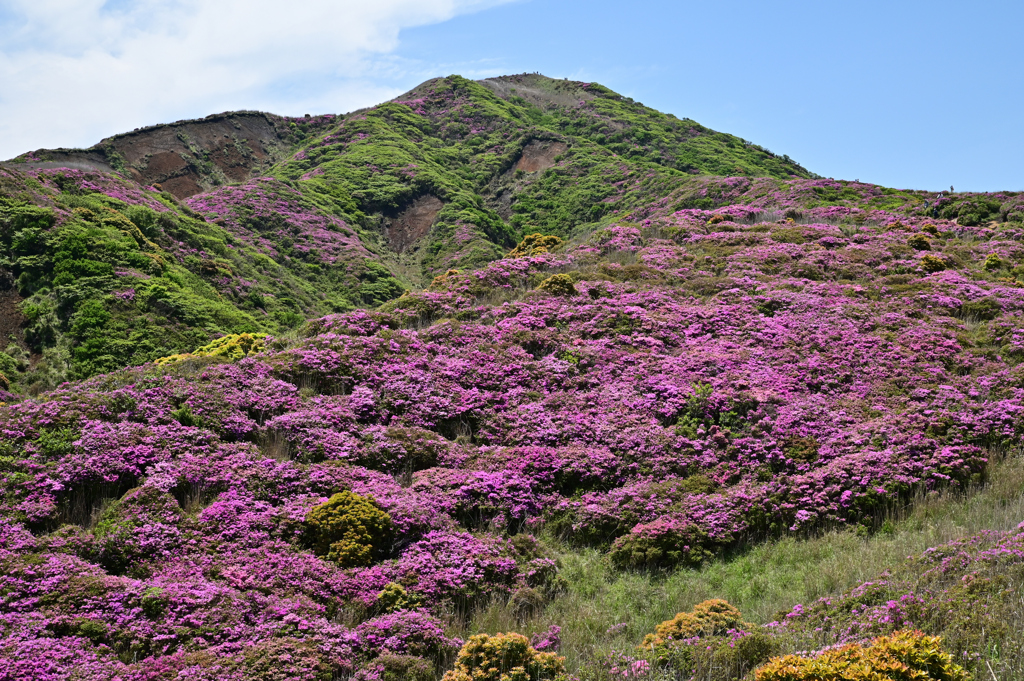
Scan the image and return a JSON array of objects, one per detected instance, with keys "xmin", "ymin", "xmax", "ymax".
[{"xmin": 0, "ymin": 0, "xmax": 508, "ymax": 158}]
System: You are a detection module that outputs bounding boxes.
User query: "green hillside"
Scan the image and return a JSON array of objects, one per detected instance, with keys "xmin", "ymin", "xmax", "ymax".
[{"xmin": 0, "ymin": 73, "xmax": 815, "ymax": 392}]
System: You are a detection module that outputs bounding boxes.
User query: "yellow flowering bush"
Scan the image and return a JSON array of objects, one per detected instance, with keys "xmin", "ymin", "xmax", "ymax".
[
  {"xmin": 642, "ymin": 599, "xmax": 751, "ymax": 649},
  {"xmin": 754, "ymin": 630, "xmax": 971, "ymax": 681},
  {"xmin": 441, "ymin": 632, "xmax": 567, "ymax": 681},
  {"xmin": 154, "ymin": 333, "xmax": 268, "ymax": 365},
  {"xmin": 536, "ymin": 274, "xmax": 577, "ymax": 297},
  {"xmin": 508, "ymin": 234, "xmax": 564, "ymax": 258}
]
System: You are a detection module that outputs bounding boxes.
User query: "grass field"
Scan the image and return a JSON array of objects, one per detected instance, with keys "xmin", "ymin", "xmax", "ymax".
[{"xmin": 454, "ymin": 447, "xmax": 1024, "ymax": 678}]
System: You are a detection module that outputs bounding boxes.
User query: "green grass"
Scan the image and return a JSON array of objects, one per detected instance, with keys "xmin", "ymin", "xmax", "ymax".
[{"xmin": 452, "ymin": 448, "xmax": 1024, "ymax": 678}]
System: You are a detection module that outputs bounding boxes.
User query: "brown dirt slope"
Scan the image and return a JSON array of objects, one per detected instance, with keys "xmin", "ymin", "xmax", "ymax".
[{"xmin": 6, "ymin": 112, "xmax": 311, "ymax": 199}]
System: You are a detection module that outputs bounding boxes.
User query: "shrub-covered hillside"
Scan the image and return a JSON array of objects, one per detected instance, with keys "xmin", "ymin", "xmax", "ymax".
[
  {"xmin": 3, "ymin": 182, "xmax": 1024, "ymax": 678},
  {"xmin": 0, "ymin": 73, "xmax": 821, "ymax": 390},
  {"xmin": 0, "ymin": 167, "xmax": 403, "ymax": 392}
]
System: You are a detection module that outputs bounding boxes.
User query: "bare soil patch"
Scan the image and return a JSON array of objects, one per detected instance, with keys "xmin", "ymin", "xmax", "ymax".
[
  {"xmin": 385, "ymin": 195, "xmax": 444, "ymax": 252},
  {"xmin": 515, "ymin": 140, "xmax": 567, "ymax": 173}
]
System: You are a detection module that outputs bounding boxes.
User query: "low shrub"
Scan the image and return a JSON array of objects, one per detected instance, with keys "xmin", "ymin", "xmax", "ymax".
[
  {"xmin": 357, "ymin": 654, "xmax": 433, "ymax": 681},
  {"xmin": 536, "ymin": 274, "xmax": 577, "ymax": 297},
  {"xmin": 908, "ymin": 234, "xmax": 931, "ymax": 251},
  {"xmin": 642, "ymin": 599, "xmax": 751, "ymax": 649},
  {"xmin": 154, "ymin": 332, "xmax": 269, "ymax": 365},
  {"xmin": 242, "ymin": 637, "xmax": 336, "ymax": 681},
  {"xmin": 374, "ymin": 582, "xmax": 424, "ymax": 614},
  {"xmin": 983, "ymin": 253, "xmax": 1004, "ymax": 272},
  {"xmin": 754, "ymin": 630, "xmax": 971, "ymax": 681},
  {"xmin": 920, "ymin": 254, "xmax": 946, "ymax": 273},
  {"xmin": 509, "ymin": 234, "xmax": 564, "ymax": 258},
  {"xmin": 92, "ymin": 486, "xmax": 183, "ymax": 575},
  {"xmin": 640, "ymin": 600, "xmax": 775, "ymax": 678},
  {"xmin": 305, "ymin": 491, "xmax": 394, "ymax": 567},
  {"xmin": 609, "ymin": 519, "xmax": 714, "ymax": 569},
  {"xmin": 960, "ymin": 297, "xmax": 1001, "ymax": 321},
  {"xmin": 441, "ymin": 632, "xmax": 568, "ymax": 681}
]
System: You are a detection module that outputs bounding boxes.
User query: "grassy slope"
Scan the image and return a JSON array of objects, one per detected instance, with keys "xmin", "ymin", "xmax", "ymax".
[
  {"xmin": 457, "ymin": 450, "xmax": 1024, "ymax": 679},
  {"xmin": 0, "ymin": 169, "xmax": 401, "ymax": 393}
]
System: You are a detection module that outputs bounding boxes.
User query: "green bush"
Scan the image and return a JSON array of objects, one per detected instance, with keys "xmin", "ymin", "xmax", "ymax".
[
  {"xmin": 536, "ymin": 274, "xmax": 577, "ymax": 297},
  {"xmin": 753, "ymin": 630, "xmax": 971, "ymax": 681},
  {"xmin": 920, "ymin": 255, "xmax": 946, "ymax": 273},
  {"xmin": 508, "ymin": 233, "xmax": 564, "ymax": 258},
  {"xmin": 93, "ymin": 486, "xmax": 183, "ymax": 575},
  {"xmin": 364, "ymin": 654, "xmax": 434, "ymax": 681},
  {"xmin": 242, "ymin": 637, "xmax": 335, "ymax": 681},
  {"xmin": 642, "ymin": 599, "xmax": 751, "ymax": 649},
  {"xmin": 305, "ymin": 491, "xmax": 393, "ymax": 567},
  {"xmin": 374, "ymin": 582, "xmax": 424, "ymax": 614},
  {"xmin": 983, "ymin": 253, "xmax": 1004, "ymax": 272},
  {"xmin": 960, "ymin": 297, "xmax": 1001, "ymax": 321},
  {"xmin": 907, "ymin": 234, "xmax": 931, "ymax": 251},
  {"xmin": 154, "ymin": 332, "xmax": 269, "ymax": 365},
  {"xmin": 441, "ymin": 632, "xmax": 567, "ymax": 681},
  {"xmin": 609, "ymin": 522, "xmax": 713, "ymax": 569},
  {"xmin": 712, "ymin": 633, "xmax": 779, "ymax": 676}
]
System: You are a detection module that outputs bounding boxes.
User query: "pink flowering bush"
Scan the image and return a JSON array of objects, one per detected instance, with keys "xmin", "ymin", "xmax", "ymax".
[{"xmin": 4, "ymin": 176, "xmax": 1024, "ymax": 678}]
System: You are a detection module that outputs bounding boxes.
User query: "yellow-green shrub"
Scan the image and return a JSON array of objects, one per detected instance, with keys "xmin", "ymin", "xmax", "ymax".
[
  {"xmin": 643, "ymin": 599, "xmax": 751, "ymax": 648},
  {"xmin": 305, "ymin": 491, "xmax": 393, "ymax": 567},
  {"xmin": 374, "ymin": 582, "xmax": 424, "ymax": 614},
  {"xmin": 908, "ymin": 234, "xmax": 931, "ymax": 251},
  {"xmin": 509, "ymin": 234, "xmax": 564, "ymax": 258},
  {"xmin": 536, "ymin": 274, "xmax": 577, "ymax": 297},
  {"xmin": 984, "ymin": 253, "xmax": 1004, "ymax": 272},
  {"xmin": 754, "ymin": 630, "xmax": 971, "ymax": 681},
  {"xmin": 154, "ymin": 333, "xmax": 268, "ymax": 365},
  {"xmin": 441, "ymin": 632, "xmax": 567, "ymax": 681},
  {"xmin": 921, "ymin": 255, "xmax": 946, "ymax": 273}
]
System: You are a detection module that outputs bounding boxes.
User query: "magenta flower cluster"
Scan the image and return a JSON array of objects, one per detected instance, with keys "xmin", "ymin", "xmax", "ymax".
[{"xmin": 3, "ymin": 186, "xmax": 1024, "ymax": 677}]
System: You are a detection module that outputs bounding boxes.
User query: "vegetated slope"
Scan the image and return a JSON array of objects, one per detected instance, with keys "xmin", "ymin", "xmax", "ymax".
[
  {"xmin": 3, "ymin": 183, "xmax": 1024, "ymax": 678},
  {"xmin": 267, "ymin": 74, "xmax": 814, "ymax": 278},
  {"xmin": 0, "ymin": 166, "xmax": 402, "ymax": 391},
  {"xmin": 0, "ymin": 73, "xmax": 821, "ymax": 389}
]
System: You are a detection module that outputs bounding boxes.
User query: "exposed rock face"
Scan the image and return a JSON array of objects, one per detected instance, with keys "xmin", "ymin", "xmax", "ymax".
[
  {"xmin": 115, "ymin": 114, "xmax": 282, "ymax": 197},
  {"xmin": 385, "ymin": 195, "xmax": 444, "ymax": 253},
  {"xmin": 515, "ymin": 140, "xmax": 568, "ymax": 174},
  {"xmin": 7, "ymin": 112, "xmax": 301, "ymax": 200}
]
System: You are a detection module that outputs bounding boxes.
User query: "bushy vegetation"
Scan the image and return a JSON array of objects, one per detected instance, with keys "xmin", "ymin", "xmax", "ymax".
[
  {"xmin": 441, "ymin": 633, "xmax": 567, "ymax": 681},
  {"xmin": 754, "ymin": 630, "xmax": 970, "ymax": 681},
  {"xmin": 642, "ymin": 600, "xmax": 750, "ymax": 648},
  {"xmin": 305, "ymin": 491, "xmax": 394, "ymax": 567},
  {"xmin": 153, "ymin": 332, "xmax": 268, "ymax": 365},
  {"xmin": 509, "ymin": 234, "xmax": 565, "ymax": 258},
  {"xmin": 6, "ymin": 71, "xmax": 1024, "ymax": 681}
]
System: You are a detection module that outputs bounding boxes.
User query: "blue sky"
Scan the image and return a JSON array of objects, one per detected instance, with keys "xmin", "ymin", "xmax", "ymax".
[{"xmin": 2, "ymin": 0, "xmax": 1021, "ymax": 191}]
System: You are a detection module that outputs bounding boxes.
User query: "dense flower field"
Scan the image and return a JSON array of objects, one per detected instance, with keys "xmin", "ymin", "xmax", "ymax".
[{"xmin": 3, "ymin": 193, "xmax": 1024, "ymax": 678}]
